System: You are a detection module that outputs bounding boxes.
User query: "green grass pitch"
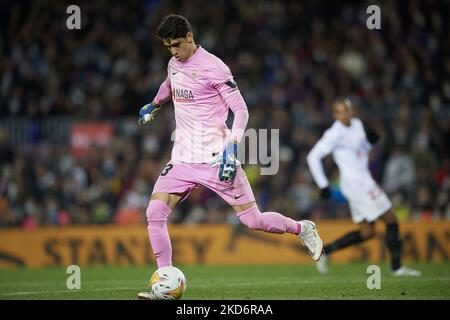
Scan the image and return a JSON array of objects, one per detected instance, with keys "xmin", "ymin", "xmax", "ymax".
[{"xmin": 0, "ymin": 262, "xmax": 449, "ymax": 300}]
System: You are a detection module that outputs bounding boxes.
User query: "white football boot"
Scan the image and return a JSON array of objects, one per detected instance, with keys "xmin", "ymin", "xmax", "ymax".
[
  {"xmin": 392, "ymin": 266, "xmax": 422, "ymax": 277},
  {"xmin": 137, "ymin": 291, "xmax": 158, "ymax": 300},
  {"xmin": 315, "ymin": 253, "xmax": 329, "ymax": 274},
  {"xmin": 299, "ymin": 220, "xmax": 323, "ymax": 261}
]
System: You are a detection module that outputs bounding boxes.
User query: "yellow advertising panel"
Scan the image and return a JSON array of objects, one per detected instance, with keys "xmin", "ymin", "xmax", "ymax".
[{"xmin": 0, "ymin": 221, "xmax": 448, "ymax": 268}]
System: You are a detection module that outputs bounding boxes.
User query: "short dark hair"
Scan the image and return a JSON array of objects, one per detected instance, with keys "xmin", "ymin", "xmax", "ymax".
[
  {"xmin": 332, "ymin": 96, "xmax": 352, "ymax": 109},
  {"xmin": 157, "ymin": 14, "xmax": 192, "ymax": 39}
]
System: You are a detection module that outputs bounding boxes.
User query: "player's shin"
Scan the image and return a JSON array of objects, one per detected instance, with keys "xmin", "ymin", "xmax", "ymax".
[
  {"xmin": 146, "ymin": 199, "xmax": 173, "ymax": 268},
  {"xmin": 385, "ymin": 223, "xmax": 402, "ymax": 271},
  {"xmin": 323, "ymin": 231, "xmax": 365, "ymax": 254}
]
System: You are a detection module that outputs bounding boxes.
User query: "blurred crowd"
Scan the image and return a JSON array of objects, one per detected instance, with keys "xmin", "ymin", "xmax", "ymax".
[{"xmin": 0, "ymin": 0, "xmax": 449, "ymax": 228}]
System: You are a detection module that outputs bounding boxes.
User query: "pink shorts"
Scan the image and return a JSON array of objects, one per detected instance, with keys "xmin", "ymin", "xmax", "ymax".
[{"xmin": 152, "ymin": 160, "xmax": 256, "ymax": 206}]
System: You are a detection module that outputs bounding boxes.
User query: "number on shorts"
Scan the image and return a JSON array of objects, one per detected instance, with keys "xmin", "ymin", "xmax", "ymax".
[{"xmin": 160, "ymin": 164, "xmax": 173, "ymax": 176}]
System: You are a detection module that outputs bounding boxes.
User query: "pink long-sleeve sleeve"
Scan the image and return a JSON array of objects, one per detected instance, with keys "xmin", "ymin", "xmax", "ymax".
[
  {"xmin": 153, "ymin": 76, "xmax": 172, "ymax": 105},
  {"xmin": 214, "ymin": 80, "xmax": 249, "ymax": 143},
  {"xmin": 228, "ymin": 95, "xmax": 249, "ymax": 143}
]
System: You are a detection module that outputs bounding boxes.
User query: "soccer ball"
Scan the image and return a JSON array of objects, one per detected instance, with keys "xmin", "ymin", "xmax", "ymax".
[{"xmin": 149, "ymin": 266, "xmax": 187, "ymax": 300}]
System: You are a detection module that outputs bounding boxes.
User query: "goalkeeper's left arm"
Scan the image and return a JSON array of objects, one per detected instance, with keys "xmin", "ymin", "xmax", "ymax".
[
  {"xmin": 210, "ymin": 78, "xmax": 249, "ymax": 182},
  {"xmin": 138, "ymin": 77, "xmax": 171, "ymax": 125}
]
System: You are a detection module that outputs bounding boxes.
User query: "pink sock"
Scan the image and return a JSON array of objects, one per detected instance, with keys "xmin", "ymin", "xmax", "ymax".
[
  {"xmin": 146, "ymin": 199, "xmax": 173, "ymax": 268},
  {"xmin": 237, "ymin": 206, "xmax": 301, "ymax": 235}
]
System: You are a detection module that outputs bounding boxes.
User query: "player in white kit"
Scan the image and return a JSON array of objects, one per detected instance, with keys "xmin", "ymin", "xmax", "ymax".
[{"xmin": 307, "ymin": 97, "xmax": 421, "ymax": 276}]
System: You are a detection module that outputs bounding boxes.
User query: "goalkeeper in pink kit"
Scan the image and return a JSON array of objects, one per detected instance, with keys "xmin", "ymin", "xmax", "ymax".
[{"xmin": 138, "ymin": 14, "xmax": 323, "ymax": 299}]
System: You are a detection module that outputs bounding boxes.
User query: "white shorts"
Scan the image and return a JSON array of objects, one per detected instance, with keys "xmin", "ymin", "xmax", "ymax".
[{"xmin": 340, "ymin": 178, "xmax": 392, "ymax": 224}]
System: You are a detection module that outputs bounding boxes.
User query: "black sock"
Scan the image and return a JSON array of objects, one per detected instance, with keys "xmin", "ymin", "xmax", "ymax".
[
  {"xmin": 323, "ymin": 231, "xmax": 365, "ymax": 254},
  {"xmin": 386, "ymin": 223, "xmax": 402, "ymax": 271}
]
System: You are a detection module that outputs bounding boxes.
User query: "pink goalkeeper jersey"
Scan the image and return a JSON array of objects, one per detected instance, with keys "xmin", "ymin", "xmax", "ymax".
[{"xmin": 153, "ymin": 46, "xmax": 249, "ymax": 164}]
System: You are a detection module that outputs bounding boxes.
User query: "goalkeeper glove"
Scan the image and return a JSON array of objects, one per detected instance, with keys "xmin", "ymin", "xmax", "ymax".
[
  {"xmin": 138, "ymin": 102, "xmax": 161, "ymax": 125},
  {"xmin": 211, "ymin": 142, "xmax": 238, "ymax": 182}
]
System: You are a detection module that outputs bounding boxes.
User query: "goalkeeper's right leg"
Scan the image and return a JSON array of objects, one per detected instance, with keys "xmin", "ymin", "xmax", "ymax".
[{"xmin": 146, "ymin": 199, "xmax": 173, "ymax": 268}]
